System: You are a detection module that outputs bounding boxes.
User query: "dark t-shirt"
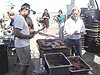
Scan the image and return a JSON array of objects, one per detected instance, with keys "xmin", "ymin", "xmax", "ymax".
[
  {"xmin": 42, "ymin": 13, "xmax": 50, "ymax": 20},
  {"xmin": 42, "ymin": 13, "xmax": 50, "ymax": 28},
  {"xmin": 25, "ymin": 16, "xmax": 34, "ymax": 29}
]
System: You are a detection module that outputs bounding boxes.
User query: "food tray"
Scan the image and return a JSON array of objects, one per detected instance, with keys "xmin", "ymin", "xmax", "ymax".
[
  {"xmin": 44, "ymin": 52, "xmax": 71, "ymax": 75},
  {"xmin": 67, "ymin": 56, "xmax": 93, "ymax": 74}
]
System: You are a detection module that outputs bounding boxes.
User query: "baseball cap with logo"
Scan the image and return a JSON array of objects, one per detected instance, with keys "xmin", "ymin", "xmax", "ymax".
[{"xmin": 20, "ymin": 3, "xmax": 30, "ymax": 10}]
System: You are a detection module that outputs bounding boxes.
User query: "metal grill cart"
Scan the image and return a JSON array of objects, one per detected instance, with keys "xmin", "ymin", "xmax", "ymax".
[
  {"xmin": 36, "ymin": 39, "xmax": 71, "ymax": 58},
  {"xmin": 35, "ymin": 39, "xmax": 71, "ymax": 75}
]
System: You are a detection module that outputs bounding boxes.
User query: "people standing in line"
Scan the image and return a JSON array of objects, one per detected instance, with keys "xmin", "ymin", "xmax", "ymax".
[
  {"xmin": 64, "ymin": 7, "xmax": 86, "ymax": 56},
  {"xmin": 42, "ymin": 9, "xmax": 50, "ymax": 33},
  {"xmin": 14, "ymin": 3, "xmax": 34, "ymax": 75},
  {"xmin": 56, "ymin": 10, "xmax": 65, "ymax": 40}
]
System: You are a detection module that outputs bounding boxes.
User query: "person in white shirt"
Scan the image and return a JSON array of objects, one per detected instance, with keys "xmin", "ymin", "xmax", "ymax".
[
  {"xmin": 64, "ymin": 7, "xmax": 86, "ymax": 56},
  {"xmin": 14, "ymin": 3, "xmax": 34, "ymax": 75}
]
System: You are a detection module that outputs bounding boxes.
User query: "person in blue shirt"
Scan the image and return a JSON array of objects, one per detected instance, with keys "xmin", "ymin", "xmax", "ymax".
[{"xmin": 57, "ymin": 10, "xmax": 65, "ymax": 40}]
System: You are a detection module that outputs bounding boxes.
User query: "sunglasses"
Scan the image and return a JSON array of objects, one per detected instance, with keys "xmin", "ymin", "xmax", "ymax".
[{"xmin": 9, "ymin": 13, "xmax": 14, "ymax": 16}]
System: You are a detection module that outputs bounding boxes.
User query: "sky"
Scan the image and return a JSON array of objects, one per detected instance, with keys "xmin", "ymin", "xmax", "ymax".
[
  {"xmin": 11, "ymin": 0, "xmax": 100, "ymax": 13},
  {"xmin": 0, "ymin": 0, "xmax": 100, "ymax": 18},
  {"xmin": 12, "ymin": 0, "xmax": 100, "ymax": 13},
  {"xmin": 12, "ymin": 0, "xmax": 70, "ymax": 13}
]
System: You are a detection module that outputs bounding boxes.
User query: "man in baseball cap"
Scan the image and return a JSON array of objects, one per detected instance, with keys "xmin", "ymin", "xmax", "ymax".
[
  {"xmin": 14, "ymin": 3, "xmax": 34, "ymax": 75},
  {"xmin": 20, "ymin": 3, "xmax": 30, "ymax": 10},
  {"xmin": 18, "ymin": 3, "xmax": 31, "ymax": 19}
]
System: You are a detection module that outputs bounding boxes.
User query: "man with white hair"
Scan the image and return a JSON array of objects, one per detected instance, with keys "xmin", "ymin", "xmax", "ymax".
[{"xmin": 64, "ymin": 7, "xmax": 86, "ymax": 56}]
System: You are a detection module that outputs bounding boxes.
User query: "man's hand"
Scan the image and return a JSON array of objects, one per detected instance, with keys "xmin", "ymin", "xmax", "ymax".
[
  {"xmin": 30, "ymin": 29, "xmax": 34, "ymax": 33},
  {"xmin": 29, "ymin": 34, "xmax": 34, "ymax": 39},
  {"xmin": 74, "ymin": 30, "xmax": 80, "ymax": 35},
  {"xmin": 43, "ymin": 16, "xmax": 46, "ymax": 18},
  {"xmin": 15, "ymin": 28, "xmax": 35, "ymax": 39}
]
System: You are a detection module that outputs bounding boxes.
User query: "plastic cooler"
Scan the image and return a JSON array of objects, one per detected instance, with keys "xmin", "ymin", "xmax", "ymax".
[
  {"xmin": 44, "ymin": 52, "xmax": 71, "ymax": 75},
  {"xmin": 67, "ymin": 56, "xmax": 93, "ymax": 74},
  {"xmin": 0, "ymin": 44, "xmax": 9, "ymax": 75}
]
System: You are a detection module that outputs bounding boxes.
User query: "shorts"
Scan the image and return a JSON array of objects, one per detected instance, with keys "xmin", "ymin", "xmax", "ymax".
[
  {"xmin": 43, "ymin": 19, "xmax": 49, "ymax": 28},
  {"xmin": 16, "ymin": 45, "xmax": 31, "ymax": 66}
]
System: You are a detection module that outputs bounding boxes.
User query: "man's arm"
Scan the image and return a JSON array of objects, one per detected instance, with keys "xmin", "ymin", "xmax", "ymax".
[
  {"xmin": 14, "ymin": 28, "xmax": 34, "ymax": 39},
  {"xmin": 74, "ymin": 21, "xmax": 86, "ymax": 35},
  {"xmin": 58, "ymin": 15, "xmax": 65, "ymax": 21}
]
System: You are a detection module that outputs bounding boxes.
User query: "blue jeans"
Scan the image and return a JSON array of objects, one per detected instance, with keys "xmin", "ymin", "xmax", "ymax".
[
  {"xmin": 65, "ymin": 38, "xmax": 81, "ymax": 56},
  {"xmin": 58, "ymin": 22, "xmax": 64, "ymax": 40}
]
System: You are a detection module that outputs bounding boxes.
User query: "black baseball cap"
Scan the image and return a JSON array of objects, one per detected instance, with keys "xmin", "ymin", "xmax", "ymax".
[{"xmin": 20, "ymin": 3, "xmax": 30, "ymax": 10}]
